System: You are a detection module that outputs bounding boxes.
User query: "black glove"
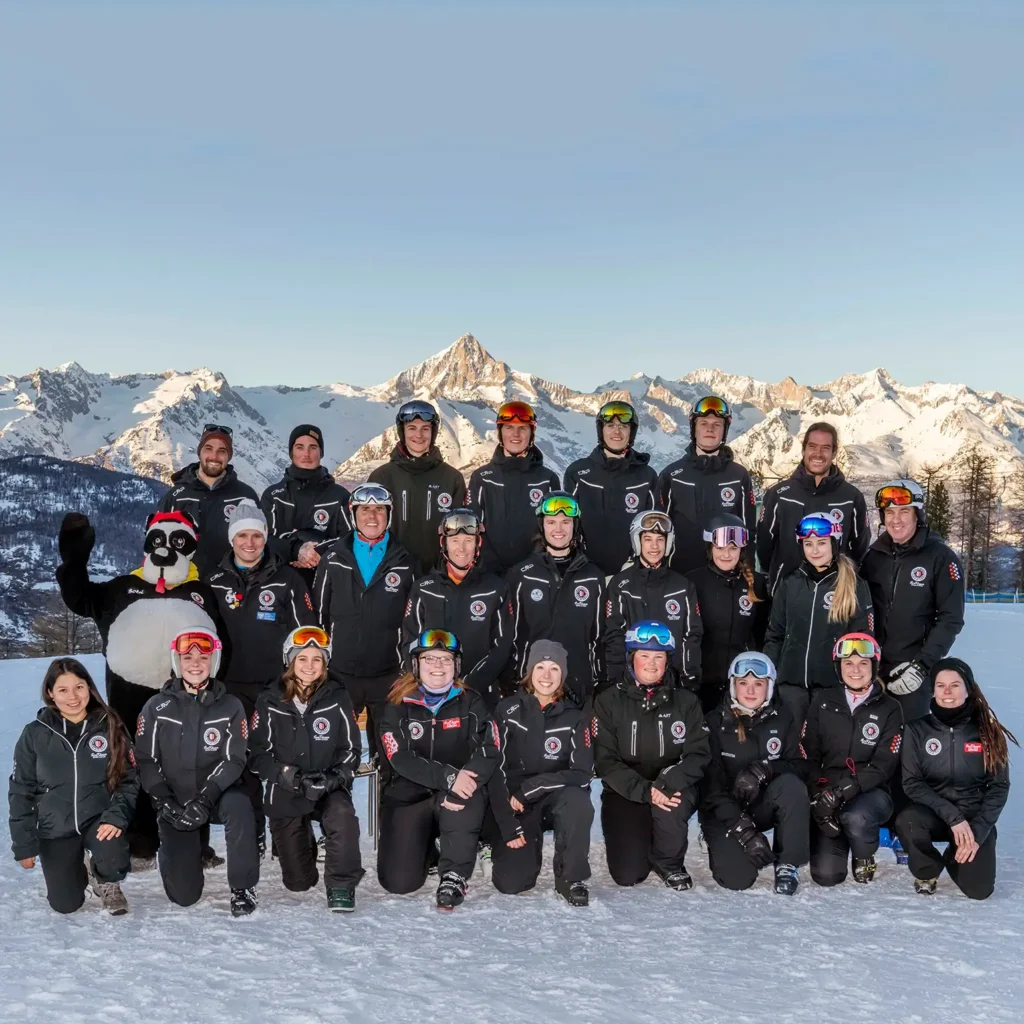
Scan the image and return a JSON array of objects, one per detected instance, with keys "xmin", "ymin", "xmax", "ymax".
[
  {"xmin": 730, "ymin": 815, "xmax": 774, "ymax": 868},
  {"xmin": 156, "ymin": 796, "xmax": 186, "ymax": 828},
  {"xmin": 280, "ymin": 765, "xmax": 304, "ymax": 792},
  {"xmin": 731, "ymin": 762, "xmax": 770, "ymax": 806},
  {"xmin": 301, "ymin": 772, "xmax": 328, "ymax": 802},
  {"xmin": 810, "ymin": 786, "xmax": 845, "ymax": 821},
  {"xmin": 58, "ymin": 512, "xmax": 95, "ymax": 565},
  {"xmin": 322, "ymin": 767, "xmax": 351, "ymax": 795},
  {"xmin": 177, "ymin": 796, "xmax": 213, "ymax": 830}
]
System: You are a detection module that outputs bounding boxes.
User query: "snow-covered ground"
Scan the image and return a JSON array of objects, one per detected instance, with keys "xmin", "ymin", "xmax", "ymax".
[{"xmin": 2, "ymin": 609, "xmax": 1022, "ymax": 1024}]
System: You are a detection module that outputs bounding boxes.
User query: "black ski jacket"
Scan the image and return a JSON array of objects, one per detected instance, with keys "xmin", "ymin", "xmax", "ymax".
[
  {"xmin": 135, "ymin": 678, "xmax": 248, "ymax": 805},
  {"xmin": 260, "ymin": 466, "xmax": 352, "ymax": 585},
  {"xmin": 685, "ymin": 564, "xmax": 770, "ymax": 690},
  {"xmin": 859, "ymin": 527, "xmax": 965, "ymax": 677},
  {"xmin": 603, "ymin": 561, "xmax": 702, "ymax": 685},
  {"xmin": 468, "ymin": 445, "xmax": 561, "ymax": 575},
  {"xmin": 592, "ymin": 673, "xmax": 711, "ymax": 802},
  {"xmin": 657, "ymin": 444, "xmax": 757, "ymax": 574},
  {"xmin": 368, "ymin": 445, "xmax": 467, "ymax": 574},
  {"xmin": 507, "ymin": 550, "xmax": 606, "ymax": 704},
  {"xmin": 902, "ymin": 703, "xmax": 1009, "ymax": 844},
  {"xmin": 207, "ymin": 551, "xmax": 316, "ymax": 686},
  {"xmin": 803, "ymin": 683, "xmax": 903, "ymax": 796},
  {"xmin": 379, "ymin": 686, "xmax": 498, "ymax": 804},
  {"xmin": 248, "ymin": 679, "xmax": 361, "ymax": 817},
  {"xmin": 763, "ymin": 563, "xmax": 873, "ymax": 689},
  {"xmin": 756, "ymin": 465, "xmax": 869, "ymax": 592},
  {"xmin": 401, "ymin": 566, "xmax": 513, "ymax": 707},
  {"xmin": 701, "ymin": 697, "xmax": 803, "ymax": 828},
  {"xmin": 563, "ymin": 447, "xmax": 659, "ymax": 577},
  {"xmin": 159, "ymin": 464, "xmax": 260, "ymax": 576},
  {"xmin": 314, "ymin": 533, "xmax": 416, "ymax": 677},
  {"xmin": 488, "ymin": 689, "xmax": 594, "ymax": 842},
  {"xmin": 8, "ymin": 708, "xmax": 138, "ymax": 860}
]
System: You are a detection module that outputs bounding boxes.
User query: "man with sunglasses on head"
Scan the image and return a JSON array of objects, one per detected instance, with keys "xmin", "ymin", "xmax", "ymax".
[
  {"xmin": 369, "ymin": 400, "xmax": 467, "ymax": 575},
  {"xmin": 859, "ymin": 480, "xmax": 965, "ymax": 721},
  {"xmin": 507, "ymin": 493, "xmax": 606, "ymax": 705},
  {"xmin": 159, "ymin": 424, "xmax": 260, "ymax": 576},
  {"xmin": 756, "ymin": 421, "xmax": 869, "ymax": 594},
  {"xmin": 261, "ymin": 424, "xmax": 352, "ymax": 589},
  {"xmin": 402, "ymin": 510, "xmax": 513, "ymax": 710},
  {"xmin": 468, "ymin": 401, "xmax": 561, "ymax": 575},
  {"xmin": 563, "ymin": 401, "xmax": 659, "ymax": 578},
  {"xmin": 314, "ymin": 484, "xmax": 416, "ymax": 763},
  {"xmin": 658, "ymin": 396, "xmax": 757, "ymax": 574}
]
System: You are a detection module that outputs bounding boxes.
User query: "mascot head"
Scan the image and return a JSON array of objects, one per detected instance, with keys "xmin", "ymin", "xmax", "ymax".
[{"xmin": 143, "ymin": 510, "xmax": 199, "ymax": 591}]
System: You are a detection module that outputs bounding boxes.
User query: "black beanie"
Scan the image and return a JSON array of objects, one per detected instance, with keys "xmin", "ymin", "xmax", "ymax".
[{"xmin": 289, "ymin": 424, "xmax": 324, "ymax": 454}]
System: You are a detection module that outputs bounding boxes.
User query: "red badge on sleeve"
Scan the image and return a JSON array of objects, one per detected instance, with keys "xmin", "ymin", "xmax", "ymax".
[
  {"xmin": 382, "ymin": 731, "xmax": 399, "ymax": 760},
  {"xmin": 949, "ymin": 562, "xmax": 961, "ymax": 581}
]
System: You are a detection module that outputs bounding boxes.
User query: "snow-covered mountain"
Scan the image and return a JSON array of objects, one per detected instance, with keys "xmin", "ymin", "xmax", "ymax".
[{"xmin": 4, "ymin": 334, "xmax": 1024, "ymax": 493}]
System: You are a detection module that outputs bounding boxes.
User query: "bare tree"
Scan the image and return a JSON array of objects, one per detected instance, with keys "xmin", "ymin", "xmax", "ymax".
[
  {"xmin": 953, "ymin": 444, "xmax": 999, "ymax": 590},
  {"xmin": 29, "ymin": 592, "xmax": 102, "ymax": 658}
]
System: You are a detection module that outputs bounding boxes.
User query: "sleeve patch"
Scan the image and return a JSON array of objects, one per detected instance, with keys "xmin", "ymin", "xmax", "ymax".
[
  {"xmin": 605, "ymin": 600, "xmax": 613, "ymax": 618},
  {"xmin": 948, "ymin": 561, "xmax": 961, "ymax": 581},
  {"xmin": 584, "ymin": 727, "xmax": 591, "ymax": 748},
  {"xmin": 491, "ymin": 721, "xmax": 500, "ymax": 748},
  {"xmin": 251, "ymin": 711, "xmax": 259, "ymax": 733},
  {"xmin": 304, "ymin": 592, "xmax": 313, "ymax": 611},
  {"xmin": 591, "ymin": 716, "xmax": 599, "ymax": 738},
  {"xmin": 240, "ymin": 717, "xmax": 248, "ymax": 741},
  {"xmin": 382, "ymin": 731, "xmax": 399, "ymax": 760},
  {"xmin": 890, "ymin": 734, "xmax": 902, "ymax": 755},
  {"xmin": 867, "ymin": 611, "xmax": 875, "ymax": 633},
  {"xmin": 136, "ymin": 714, "xmax": 145, "ymax": 737},
  {"xmin": 128, "ymin": 750, "xmax": 137, "ymax": 768}
]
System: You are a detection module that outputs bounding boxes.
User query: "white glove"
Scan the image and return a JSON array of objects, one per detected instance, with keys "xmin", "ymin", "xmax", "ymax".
[{"xmin": 888, "ymin": 661, "xmax": 924, "ymax": 696}]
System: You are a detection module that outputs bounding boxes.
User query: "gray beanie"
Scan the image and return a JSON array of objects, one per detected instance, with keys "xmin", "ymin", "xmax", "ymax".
[
  {"xmin": 525, "ymin": 640, "xmax": 569, "ymax": 679},
  {"xmin": 227, "ymin": 500, "xmax": 268, "ymax": 542}
]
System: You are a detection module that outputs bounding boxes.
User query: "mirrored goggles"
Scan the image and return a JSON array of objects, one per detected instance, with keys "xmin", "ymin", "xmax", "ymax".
[
  {"xmin": 597, "ymin": 402, "xmax": 636, "ymax": 424},
  {"xmin": 796, "ymin": 514, "xmax": 838, "ymax": 539},
  {"xmin": 625, "ymin": 622, "xmax": 675, "ymax": 648},
  {"xmin": 496, "ymin": 401, "xmax": 536, "ymax": 425},
  {"xmin": 289, "ymin": 626, "xmax": 331, "ymax": 650},
  {"xmin": 730, "ymin": 655, "xmax": 775, "ymax": 680},
  {"xmin": 440, "ymin": 511, "xmax": 483, "ymax": 537},
  {"xmin": 876, "ymin": 485, "xmax": 918, "ymax": 509},
  {"xmin": 693, "ymin": 396, "xmax": 730, "ymax": 418},
  {"xmin": 397, "ymin": 401, "xmax": 439, "ymax": 423},
  {"xmin": 415, "ymin": 629, "xmax": 459, "ymax": 653},
  {"xmin": 172, "ymin": 631, "xmax": 222, "ymax": 656},
  {"xmin": 350, "ymin": 483, "xmax": 393, "ymax": 506},
  {"xmin": 703, "ymin": 525, "xmax": 748, "ymax": 547},
  {"xmin": 202, "ymin": 422, "xmax": 233, "ymax": 436},
  {"xmin": 538, "ymin": 494, "xmax": 581, "ymax": 518},
  {"xmin": 832, "ymin": 636, "xmax": 881, "ymax": 660}
]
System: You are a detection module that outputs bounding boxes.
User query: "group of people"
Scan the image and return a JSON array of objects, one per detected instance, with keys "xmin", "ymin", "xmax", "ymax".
[{"xmin": 7, "ymin": 395, "xmax": 1016, "ymax": 916}]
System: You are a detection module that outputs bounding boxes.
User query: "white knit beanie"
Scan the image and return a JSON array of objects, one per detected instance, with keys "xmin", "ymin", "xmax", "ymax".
[{"xmin": 227, "ymin": 500, "xmax": 268, "ymax": 542}]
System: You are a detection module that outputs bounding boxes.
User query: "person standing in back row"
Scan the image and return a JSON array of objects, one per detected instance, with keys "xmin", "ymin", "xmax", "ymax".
[
  {"xmin": 658, "ymin": 396, "xmax": 757, "ymax": 575},
  {"xmin": 563, "ymin": 401, "xmax": 658, "ymax": 578},
  {"xmin": 467, "ymin": 401, "xmax": 560, "ymax": 575},
  {"xmin": 756, "ymin": 422, "xmax": 869, "ymax": 593},
  {"xmin": 369, "ymin": 401, "xmax": 467, "ymax": 574},
  {"xmin": 159, "ymin": 424, "xmax": 260, "ymax": 576},
  {"xmin": 261, "ymin": 425, "xmax": 352, "ymax": 589}
]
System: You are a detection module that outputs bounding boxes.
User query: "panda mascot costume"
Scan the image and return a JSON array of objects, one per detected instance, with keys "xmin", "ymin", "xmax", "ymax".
[{"xmin": 56, "ymin": 509, "xmax": 224, "ymax": 859}]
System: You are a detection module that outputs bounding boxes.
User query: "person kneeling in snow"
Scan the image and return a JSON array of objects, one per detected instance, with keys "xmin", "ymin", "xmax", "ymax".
[
  {"xmin": 593, "ymin": 621, "xmax": 710, "ymax": 891},
  {"xmin": 377, "ymin": 630, "xmax": 498, "ymax": 911},
  {"xmin": 9, "ymin": 659, "xmax": 137, "ymax": 916},
  {"xmin": 249, "ymin": 627, "xmax": 364, "ymax": 912},
  {"xmin": 135, "ymin": 627, "xmax": 259, "ymax": 917}
]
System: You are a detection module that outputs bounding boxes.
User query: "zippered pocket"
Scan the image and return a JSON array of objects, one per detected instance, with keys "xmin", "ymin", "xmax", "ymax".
[
  {"xmin": 658, "ymin": 720, "xmax": 664, "ymax": 758},
  {"xmin": 402, "ymin": 491, "xmax": 408, "ymax": 523},
  {"xmin": 630, "ymin": 720, "xmax": 638, "ymax": 757}
]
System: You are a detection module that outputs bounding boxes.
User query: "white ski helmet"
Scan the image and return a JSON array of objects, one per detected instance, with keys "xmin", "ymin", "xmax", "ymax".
[{"xmin": 629, "ymin": 510, "xmax": 675, "ymax": 564}]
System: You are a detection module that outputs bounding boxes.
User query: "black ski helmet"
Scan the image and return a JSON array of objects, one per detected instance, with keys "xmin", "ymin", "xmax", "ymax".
[
  {"xmin": 702, "ymin": 513, "xmax": 750, "ymax": 561},
  {"xmin": 689, "ymin": 395, "xmax": 732, "ymax": 446},
  {"xmin": 396, "ymin": 400, "xmax": 440, "ymax": 447},
  {"xmin": 596, "ymin": 400, "xmax": 639, "ymax": 450}
]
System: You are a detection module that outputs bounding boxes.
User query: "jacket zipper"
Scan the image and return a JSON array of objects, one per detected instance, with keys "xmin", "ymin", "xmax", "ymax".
[
  {"xmin": 402, "ymin": 490, "xmax": 408, "ymax": 523},
  {"xmin": 658, "ymin": 720, "xmax": 664, "ymax": 758},
  {"xmin": 630, "ymin": 720, "xmax": 637, "ymax": 757},
  {"xmin": 71, "ymin": 732, "xmax": 86, "ymax": 834},
  {"xmin": 949, "ymin": 726, "xmax": 955, "ymax": 778},
  {"xmin": 804, "ymin": 579, "xmax": 819, "ymax": 686}
]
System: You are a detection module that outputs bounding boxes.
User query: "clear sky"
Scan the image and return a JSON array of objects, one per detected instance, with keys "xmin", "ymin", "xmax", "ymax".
[{"xmin": 1, "ymin": 1, "xmax": 1022, "ymax": 396}]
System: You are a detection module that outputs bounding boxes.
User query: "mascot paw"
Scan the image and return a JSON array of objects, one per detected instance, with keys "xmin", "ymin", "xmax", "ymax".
[{"xmin": 58, "ymin": 512, "xmax": 96, "ymax": 564}]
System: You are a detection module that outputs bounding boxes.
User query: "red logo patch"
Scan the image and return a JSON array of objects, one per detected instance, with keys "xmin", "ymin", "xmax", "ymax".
[
  {"xmin": 240, "ymin": 717, "xmax": 248, "ymax": 740},
  {"xmin": 964, "ymin": 742, "xmax": 983, "ymax": 754},
  {"xmin": 890, "ymin": 734, "xmax": 901, "ymax": 755},
  {"xmin": 136, "ymin": 714, "xmax": 145, "ymax": 737},
  {"xmin": 304, "ymin": 592, "xmax": 313, "ymax": 611},
  {"xmin": 584, "ymin": 727, "xmax": 591, "ymax": 748},
  {"xmin": 128, "ymin": 750, "xmax": 137, "ymax": 768},
  {"xmin": 948, "ymin": 561, "xmax": 962, "ymax": 581},
  {"xmin": 382, "ymin": 731, "xmax": 399, "ymax": 760},
  {"xmin": 491, "ymin": 721, "xmax": 500, "ymax": 747},
  {"xmin": 442, "ymin": 718, "xmax": 461, "ymax": 730}
]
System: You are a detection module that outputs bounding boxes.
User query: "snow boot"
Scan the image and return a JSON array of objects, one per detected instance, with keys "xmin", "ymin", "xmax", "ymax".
[
  {"xmin": 555, "ymin": 878, "xmax": 589, "ymax": 907},
  {"xmin": 852, "ymin": 856, "xmax": 877, "ymax": 884},
  {"xmin": 774, "ymin": 864, "xmax": 800, "ymax": 896},
  {"xmin": 914, "ymin": 877, "xmax": 938, "ymax": 896},
  {"xmin": 202, "ymin": 847, "xmax": 225, "ymax": 870},
  {"xmin": 478, "ymin": 843, "xmax": 493, "ymax": 881},
  {"xmin": 436, "ymin": 872, "xmax": 468, "ymax": 911},
  {"xmin": 230, "ymin": 887, "xmax": 258, "ymax": 917},
  {"xmin": 130, "ymin": 854, "xmax": 156, "ymax": 873},
  {"xmin": 327, "ymin": 887, "xmax": 356, "ymax": 913},
  {"xmin": 658, "ymin": 867, "xmax": 693, "ymax": 891},
  {"xmin": 87, "ymin": 856, "xmax": 129, "ymax": 915}
]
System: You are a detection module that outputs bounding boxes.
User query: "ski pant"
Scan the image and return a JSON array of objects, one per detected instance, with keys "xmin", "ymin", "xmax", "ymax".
[
  {"xmin": 811, "ymin": 789, "xmax": 893, "ymax": 887},
  {"xmin": 338, "ymin": 670, "xmax": 395, "ymax": 767},
  {"xmin": 108, "ymin": 676, "xmax": 161, "ymax": 858},
  {"xmin": 701, "ymin": 774, "xmax": 811, "ymax": 891},
  {"xmin": 268, "ymin": 790, "xmax": 365, "ymax": 892},
  {"xmin": 156, "ymin": 787, "xmax": 258, "ymax": 906},
  {"xmin": 377, "ymin": 788, "xmax": 485, "ymax": 893},
  {"xmin": 894, "ymin": 803, "xmax": 997, "ymax": 900},
  {"xmin": 600, "ymin": 785, "xmax": 699, "ymax": 886},
  {"xmin": 225, "ymin": 680, "xmax": 268, "ymax": 843},
  {"xmin": 37, "ymin": 815, "xmax": 130, "ymax": 914},
  {"xmin": 491, "ymin": 788, "xmax": 593, "ymax": 893},
  {"xmin": 775, "ymin": 683, "xmax": 811, "ymax": 731}
]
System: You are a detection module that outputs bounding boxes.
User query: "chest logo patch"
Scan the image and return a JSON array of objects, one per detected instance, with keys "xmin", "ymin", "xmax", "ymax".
[
  {"xmin": 861, "ymin": 722, "xmax": 880, "ymax": 743},
  {"xmin": 720, "ymin": 486, "xmax": 736, "ymax": 506},
  {"xmin": 204, "ymin": 727, "xmax": 221, "ymax": 747},
  {"xmin": 925, "ymin": 738, "xmax": 942, "ymax": 756},
  {"xmin": 313, "ymin": 508, "xmax": 330, "ymax": 529},
  {"xmin": 766, "ymin": 736, "xmax": 782, "ymax": 757},
  {"xmin": 223, "ymin": 504, "xmax": 237, "ymax": 520},
  {"xmin": 385, "ymin": 572, "xmax": 402, "ymax": 592},
  {"xmin": 470, "ymin": 600, "xmax": 487, "ymax": 618},
  {"xmin": 624, "ymin": 492, "xmax": 640, "ymax": 512},
  {"xmin": 544, "ymin": 736, "xmax": 562, "ymax": 755},
  {"xmin": 409, "ymin": 721, "xmax": 425, "ymax": 741},
  {"xmin": 665, "ymin": 598, "xmax": 681, "ymax": 618},
  {"xmin": 259, "ymin": 589, "xmax": 275, "ymax": 608},
  {"xmin": 529, "ymin": 488, "xmax": 545, "ymax": 506},
  {"xmin": 312, "ymin": 716, "xmax": 330, "ymax": 738},
  {"xmin": 823, "ymin": 592, "xmax": 834, "ymax": 610},
  {"xmin": 437, "ymin": 493, "xmax": 453, "ymax": 509},
  {"xmin": 670, "ymin": 720, "xmax": 686, "ymax": 741},
  {"xmin": 574, "ymin": 586, "xmax": 590, "ymax": 605},
  {"xmin": 531, "ymin": 588, "xmax": 544, "ymax": 602},
  {"xmin": 910, "ymin": 566, "xmax": 928, "ymax": 586},
  {"xmin": 738, "ymin": 594, "xmax": 753, "ymax": 615},
  {"xmin": 89, "ymin": 735, "xmax": 108, "ymax": 756}
]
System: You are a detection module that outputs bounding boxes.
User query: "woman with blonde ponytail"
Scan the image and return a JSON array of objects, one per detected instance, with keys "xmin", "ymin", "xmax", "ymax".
[{"xmin": 763, "ymin": 513, "xmax": 873, "ymax": 725}]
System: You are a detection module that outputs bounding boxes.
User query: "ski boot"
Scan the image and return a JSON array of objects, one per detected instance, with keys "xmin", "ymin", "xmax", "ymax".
[
  {"xmin": 230, "ymin": 887, "xmax": 258, "ymax": 917},
  {"xmin": 659, "ymin": 867, "xmax": 693, "ymax": 891},
  {"xmin": 478, "ymin": 843, "xmax": 493, "ymax": 882},
  {"xmin": 774, "ymin": 863, "xmax": 799, "ymax": 896},
  {"xmin": 327, "ymin": 887, "xmax": 356, "ymax": 912},
  {"xmin": 436, "ymin": 871, "xmax": 468, "ymax": 911},
  {"xmin": 914, "ymin": 877, "xmax": 938, "ymax": 896},
  {"xmin": 852, "ymin": 856, "xmax": 877, "ymax": 883},
  {"xmin": 202, "ymin": 847, "xmax": 226, "ymax": 870},
  {"xmin": 555, "ymin": 878, "xmax": 590, "ymax": 907}
]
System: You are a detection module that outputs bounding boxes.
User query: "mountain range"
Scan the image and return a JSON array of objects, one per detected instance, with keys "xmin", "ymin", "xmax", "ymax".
[{"xmin": 4, "ymin": 333, "xmax": 1024, "ymax": 494}]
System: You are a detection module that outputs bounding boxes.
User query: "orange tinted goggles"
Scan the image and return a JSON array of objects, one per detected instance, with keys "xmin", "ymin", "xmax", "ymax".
[
  {"xmin": 497, "ymin": 401, "xmax": 536, "ymax": 425},
  {"xmin": 172, "ymin": 632, "xmax": 221, "ymax": 655}
]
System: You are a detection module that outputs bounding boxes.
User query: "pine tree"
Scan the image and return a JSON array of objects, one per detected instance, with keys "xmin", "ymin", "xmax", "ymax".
[{"xmin": 926, "ymin": 479, "xmax": 953, "ymax": 540}]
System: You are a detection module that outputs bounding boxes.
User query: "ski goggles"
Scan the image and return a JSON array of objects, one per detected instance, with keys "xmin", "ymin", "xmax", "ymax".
[
  {"xmin": 496, "ymin": 401, "xmax": 536, "ymax": 425},
  {"xmin": 171, "ymin": 631, "xmax": 222, "ymax": 656},
  {"xmin": 692, "ymin": 396, "xmax": 730, "ymax": 418},
  {"xmin": 597, "ymin": 402, "xmax": 636, "ymax": 424},
  {"xmin": 412, "ymin": 629, "xmax": 460, "ymax": 654},
  {"xmin": 289, "ymin": 626, "xmax": 331, "ymax": 650},
  {"xmin": 796, "ymin": 514, "xmax": 840, "ymax": 539},
  {"xmin": 625, "ymin": 622, "xmax": 675, "ymax": 649},
  {"xmin": 538, "ymin": 494, "xmax": 580, "ymax": 518},
  {"xmin": 635, "ymin": 511, "xmax": 672, "ymax": 534},
  {"xmin": 202, "ymin": 423, "xmax": 233, "ymax": 436},
  {"xmin": 440, "ymin": 510, "xmax": 483, "ymax": 536},
  {"xmin": 350, "ymin": 483, "xmax": 392, "ymax": 506},
  {"xmin": 832, "ymin": 635, "xmax": 881, "ymax": 660},
  {"xmin": 875, "ymin": 485, "xmax": 920, "ymax": 510},
  {"xmin": 703, "ymin": 525, "xmax": 748, "ymax": 547},
  {"xmin": 728, "ymin": 654, "xmax": 776, "ymax": 681},
  {"xmin": 397, "ymin": 400, "xmax": 438, "ymax": 423}
]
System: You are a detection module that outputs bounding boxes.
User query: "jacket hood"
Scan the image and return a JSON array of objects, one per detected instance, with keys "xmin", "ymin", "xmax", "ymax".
[
  {"xmin": 791, "ymin": 462, "xmax": 847, "ymax": 494},
  {"xmin": 163, "ymin": 676, "xmax": 228, "ymax": 703},
  {"xmin": 683, "ymin": 442, "xmax": 735, "ymax": 471},
  {"xmin": 588, "ymin": 445, "xmax": 651, "ymax": 470},
  {"xmin": 870, "ymin": 524, "xmax": 930, "ymax": 556},
  {"xmin": 36, "ymin": 706, "xmax": 108, "ymax": 733},
  {"xmin": 171, "ymin": 463, "xmax": 239, "ymax": 489},
  {"xmin": 268, "ymin": 676, "xmax": 347, "ymax": 709},
  {"xmin": 490, "ymin": 444, "xmax": 546, "ymax": 472},
  {"xmin": 215, "ymin": 547, "xmax": 287, "ymax": 581},
  {"xmin": 388, "ymin": 444, "xmax": 444, "ymax": 474}
]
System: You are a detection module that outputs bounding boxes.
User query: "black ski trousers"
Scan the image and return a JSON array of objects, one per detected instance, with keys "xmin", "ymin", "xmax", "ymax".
[
  {"xmin": 37, "ymin": 815, "xmax": 130, "ymax": 914},
  {"xmin": 811, "ymin": 788, "xmax": 893, "ymax": 886},
  {"xmin": 338, "ymin": 670, "xmax": 395, "ymax": 766},
  {"xmin": 225, "ymin": 679, "xmax": 268, "ymax": 843}
]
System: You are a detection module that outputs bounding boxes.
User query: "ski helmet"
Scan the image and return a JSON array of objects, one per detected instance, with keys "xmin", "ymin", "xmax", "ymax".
[
  {"xmin": 596, "ymin": 400, "xmax": 638, "ymax": 450},
  {"xmin": 282, "ymin": 625, "xmax": 332, "ymax": 667},
  {"xmin": 832, "ymin": 632, "xmax": 880, "ymax": 684},
  {"xmin": 703, "ymin": 513, "xmax": 749, "ymax": 549},
  {"xmin": 408, "ymin": 628, "xmax": 462, "ymax": 679},
  {"xmin": 629, "ymin": 510, "xmax": 675, "ymax": 564},
  {"xmin": 689, "ymin": 395, "xmax": 732, "ymax": 447},
  {"xmin": 876, "ymin": 479, "xmax": 926, "ymax": 526},
  {"xmin": 727, "ymin": 651, "xmax": 777, "ymax": 706},
  {"xmin": 496, "ymin": 401, "xmax": 537, "ymax": 448},
  {"xmin": 349, "ymin": 482, "xmax": 393, "ymax": 532},
  {"xmin": 796, "ymin": 512, "xmax": 841, "ymax": 542},
  {"xmin": 438, "ymin": 509, "xmax": 483, "ymax": 567},
  {"xmin": 396, "ymin": 400, "xmax": 439, "ymax": 447},
  {"xmin": 624, "ymin": 620, "xmax": 676, "ymax": 654},
  {"xmin": 536, "ymin": 491, "xmax": 580, "ymax": 549},
  {"xmin": 170, "ymin": 626, "xmax": 222, "ymax": 679}
]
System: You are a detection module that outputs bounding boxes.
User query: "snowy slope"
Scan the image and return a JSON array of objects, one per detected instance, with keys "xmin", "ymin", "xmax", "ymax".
[
  {"xmin": 4, "ymin": 335, "xmax": 1024, "ymax": 492},
  {"xmin": 1, "ymin": 607, "xmax": 1022, "ymax": 1024}
]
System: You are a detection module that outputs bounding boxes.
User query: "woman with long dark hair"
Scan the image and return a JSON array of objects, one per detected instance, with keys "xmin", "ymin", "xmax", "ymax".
[
  {"xmin": 9, "ymin": 658, "xmax": 137, "ymax": 915},
  {"xmin": 895, "ymin": 658, "xmax": 1016, "ymax": 899}
]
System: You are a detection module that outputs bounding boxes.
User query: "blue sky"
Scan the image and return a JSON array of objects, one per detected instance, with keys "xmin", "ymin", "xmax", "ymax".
[{"xmin": 1, "ymin": 1, "xmax": 1022, "ymax": 395}]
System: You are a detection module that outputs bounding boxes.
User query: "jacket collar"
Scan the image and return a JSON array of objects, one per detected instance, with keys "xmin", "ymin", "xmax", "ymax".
[{"xmin": 163, "ymin": 676, "xmax": 227, "ymax": 704}]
